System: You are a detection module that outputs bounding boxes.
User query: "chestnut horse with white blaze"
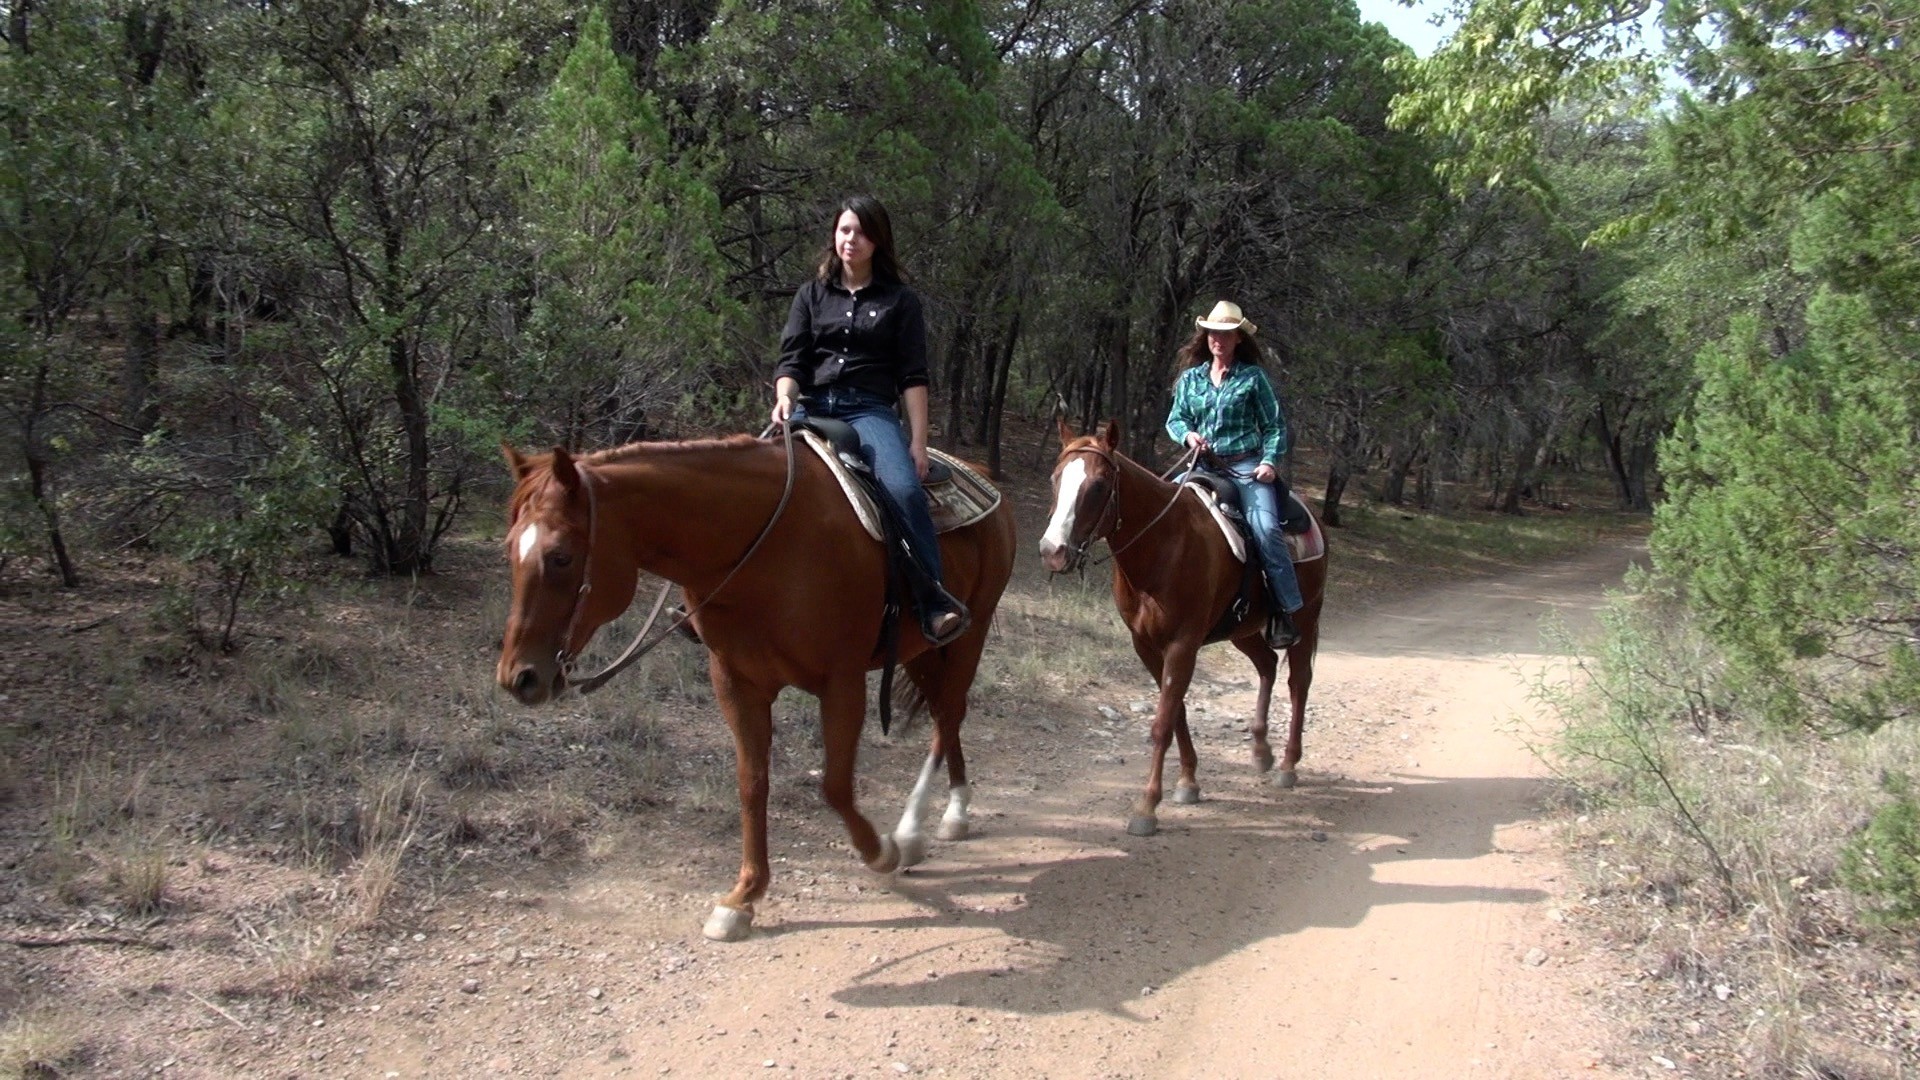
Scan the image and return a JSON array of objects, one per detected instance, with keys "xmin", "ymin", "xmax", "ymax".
[
  {"xmin": 496, "ymin": 434, "xmax": 1016, "ymax": 940},
  {"xmin": 1038, "ymin": 419, "xmax": 1326, "ymax": 836}
]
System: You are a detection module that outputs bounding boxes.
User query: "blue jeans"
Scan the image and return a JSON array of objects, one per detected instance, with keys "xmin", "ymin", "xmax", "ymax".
[
  {"xmin": 792, "ymin": 387, "xmax": 951, "ymax": 621},
  {"xmin": 1221, "ymin": 460, "xmax": 1304, "ymax": 614}
]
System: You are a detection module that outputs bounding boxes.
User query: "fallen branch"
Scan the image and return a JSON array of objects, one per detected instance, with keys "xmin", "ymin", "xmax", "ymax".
[
  {"xmin": 5, "ymin": 934, "xmax": 171, "ymax": 950},
  {"xmin": 187, "ymin": 990, "xmax": 249, "ymax": 1031}
]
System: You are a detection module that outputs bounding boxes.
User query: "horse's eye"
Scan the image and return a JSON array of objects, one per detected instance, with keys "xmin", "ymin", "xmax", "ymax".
[{"xmin": 545, "ymin": 551, "xmax": 573, "ymax": 570}]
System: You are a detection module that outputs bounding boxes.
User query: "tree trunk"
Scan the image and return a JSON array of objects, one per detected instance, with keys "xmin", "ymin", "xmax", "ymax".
[
  {"xmin": 389, "ymin": 332, "xmax": 432, "ymax": 573},
  {"xmin": 942, "ymin": 307, "xmax": 974, "ymax": 449},
  {"xmin": 1501, "ymin": 401, "xmax": 1568, "ymax": 514},
  {"xmin": 1379, "ymin": 439, "xmax": 1420, "ymax": 505},
  {"xmin": 123, "ymin": 302, "xmax": 161, "ymax": 439},
  {"xmin": 1321, "ymin": 411, "xmax": 1366, "ymax": 526},
  {"xmin": 1595, "ymin": 402, "xmax": 1653, "ymax": 511},
  {"xmin": 328, "ymin": 498, "xmax": 354, "ymax": 557},
  {"xmin": 983, "ymin": 311, "xmax": 1020, "ymax": 479},
  {"xmin": 25, "ymin": 362, "xmax": 78, "ymax": 586},
  {"xmin": 1321, "ymin": 465, "xmax": 1349, "ymax": 528}
]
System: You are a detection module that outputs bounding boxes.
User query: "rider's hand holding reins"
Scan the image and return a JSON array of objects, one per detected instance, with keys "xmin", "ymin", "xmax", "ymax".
[
  {"xmin": 1253, "ymin": 462, "xmax": 1276, "ymax": 483},
  {"xmin": 771, "ymin": 376, "xmax": 800, "ymax": 424}
]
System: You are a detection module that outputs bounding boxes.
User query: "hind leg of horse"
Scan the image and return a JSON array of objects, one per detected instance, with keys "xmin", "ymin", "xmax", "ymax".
[
  {"xmin": 1129, "ymin": 639, "xmax": 1197, "ymax": 836},
  {"xmin": 930, "ymin": 630, "xmax": 983, "ymax": 841},
  {"xmin": 706, "ymin": 667, "xmax": 774, "ymax": 942},
  {"xmin": 892, "ymin": 650, "xmax": 977, "ymax": 868},
  {"xmin": 1230, "ymin": 634, "xmax": 1281, "ymax": 775},
  {"xmin": 1277, "ymin": 634, "xmax": 1317, "ymax": 789},
  {"xmin": 817, "ymin": 670, "xmax": 897, "ymax": 875}
]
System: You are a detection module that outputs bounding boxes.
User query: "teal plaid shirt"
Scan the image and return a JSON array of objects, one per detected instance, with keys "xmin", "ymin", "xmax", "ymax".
[{"xmin": 1165, "ymin": 362, "xmax": 1288, "ymax": 465}]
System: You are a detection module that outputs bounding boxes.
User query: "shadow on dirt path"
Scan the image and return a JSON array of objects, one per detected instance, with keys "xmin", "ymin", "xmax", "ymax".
[{"xmin": 354, "ymin": 535, "xmax": 1645, "ymax": 1079}]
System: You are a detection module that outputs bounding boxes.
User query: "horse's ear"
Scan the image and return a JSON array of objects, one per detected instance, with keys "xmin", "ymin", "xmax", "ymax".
[
  {"xmin": 503, "ymin": 442, "xmax": 530, "ymax": 478},
  {"xmin": 1056, "ymin": 414, "xmax": 1078, "ymax": 447},
  {"xmin": 1096, "ymin": 419, "xmax": 1122, "ymax": 450},
  {"xmin": 550, "ymin": 446, "xmax": 580, "ymax": 492}
]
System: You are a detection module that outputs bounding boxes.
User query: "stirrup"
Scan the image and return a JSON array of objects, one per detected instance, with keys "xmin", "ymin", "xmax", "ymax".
[{"xmin": 925, "ymin": 607, "xmax": 970, "ymax": 648}]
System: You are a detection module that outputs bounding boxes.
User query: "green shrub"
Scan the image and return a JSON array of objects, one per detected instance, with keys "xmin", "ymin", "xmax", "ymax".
[{"xmin": 1839, "ymin": 772, "xmax": 1920, "ymax": 924}]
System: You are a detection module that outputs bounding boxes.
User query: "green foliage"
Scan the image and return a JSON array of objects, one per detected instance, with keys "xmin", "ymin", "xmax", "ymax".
[
  {"xmin": 1389, "ymin": 0, "xmax": 1665, "ymax": 198},
  {"xmin": 1540, "ymin": 573, "xmax": 1742, "ymax": 903},
  {"xmin": 1654, "ymin": 294, "xmax": 1920, "ymax": 728},
  {"xmin": 1840, "ymin": 772, "xmax": 1920, "ymax": 924},
  {"xmin": 132, "ymin": 425, "xmax": 339, "ymax": 650},
  {"xmin": 513, "ymin": 8, "xmax": 737, "ymax": 447},
  {"xmin": 218, "ymin": 0, "xmax": 568, "ymax": 572}
]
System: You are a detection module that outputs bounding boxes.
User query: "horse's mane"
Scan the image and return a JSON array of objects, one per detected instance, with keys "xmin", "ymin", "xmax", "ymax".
[
  {"xmin": 585, "ymin": 433, "xmax": 761, "ymax": 465},
  {"xmin": 507, "ymin": 434, "xmax": 767, "ymax": 520}
]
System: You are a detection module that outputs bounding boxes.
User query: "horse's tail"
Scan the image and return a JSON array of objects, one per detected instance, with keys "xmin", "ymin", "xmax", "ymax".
[{"xmin": 888, "ymin": 655, "xmax": 939, "ymax": 734}]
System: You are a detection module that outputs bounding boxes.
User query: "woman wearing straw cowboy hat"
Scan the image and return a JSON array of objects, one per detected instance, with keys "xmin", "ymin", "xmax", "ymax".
[{"xmin": 1164, "ymin": 300, "xmax": 1304, "ymax": 647}]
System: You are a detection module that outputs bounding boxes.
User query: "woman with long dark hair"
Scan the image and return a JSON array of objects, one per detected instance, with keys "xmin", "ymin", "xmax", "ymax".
[
  {"xmin": 1165, "ymin": 300, "xmax": 1303, "ymax": 646},
  {"xmin": 770, "ymin": 195, "xmax": 967, "ymax": 646}
]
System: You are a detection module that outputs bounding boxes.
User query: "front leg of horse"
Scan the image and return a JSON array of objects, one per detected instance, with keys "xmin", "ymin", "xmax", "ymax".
[
  {"xmin": 819, "ymin": 673, "xmax": 898, "ymax": 875},
  {"xmin": 1232, "ymin": 635, "xmax": 1281, "ymax": 776},
  {"xmin": 1171, "ymin": 709, "xmax": 1201, "ymax": 806},
  {"xmin": 707, "ymin": 676, "xmax": 775, "ymax": 942},
  {"xmin": 1278, "ymin": 640, "xmax": 1316, "ymax": 789},
  {"xmin": 1129, "ymin": 646, "xmax": 1198, "ymax": 836}
]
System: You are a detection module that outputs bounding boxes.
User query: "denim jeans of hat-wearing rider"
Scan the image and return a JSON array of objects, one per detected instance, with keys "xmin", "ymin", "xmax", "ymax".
[
  {"xmin": 791, "ymin": 386, "xmax": 952, "ymax": 626},
  {"xmin": 1221, "ymin": 459, "xmax": 1304, "ymax": 615}
]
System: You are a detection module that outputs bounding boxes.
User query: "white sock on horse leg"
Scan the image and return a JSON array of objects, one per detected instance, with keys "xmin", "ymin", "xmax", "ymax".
[{"xmin": 891, "ymin": 752, "xmax": 940, "ymax": 867}]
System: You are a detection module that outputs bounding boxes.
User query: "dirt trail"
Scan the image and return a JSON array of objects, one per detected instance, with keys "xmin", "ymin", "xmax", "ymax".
[{"xmin": 349, "ymin": 539, "xmax": 1644, "ymax": 1079}]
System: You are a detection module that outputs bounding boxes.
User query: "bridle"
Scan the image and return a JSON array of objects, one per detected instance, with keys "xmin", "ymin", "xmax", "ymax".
[
  {"xmin": 1055, "ymin": 443, "xmax": 1198, "ymax": 571},
  {"xmin": 542, "ymin": 421, "xmax": 803, "ymax": 694}
]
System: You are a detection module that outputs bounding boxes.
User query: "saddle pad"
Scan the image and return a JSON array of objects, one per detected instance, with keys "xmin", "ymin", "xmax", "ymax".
[
  {"xmin": 1183, "ymin": 484, "xmax": 1326, "ymax": 565},
  {"xmin": 1184, "ymin": 484, "xmax": 1248, "ymax": 563},
  {"xmin": 1286, "ymin": 496, "xmax": 1327, "ymax": 564},
  {"xmin": 799, "ymin": 432, "xmax": 1004, "ymax": 543}
]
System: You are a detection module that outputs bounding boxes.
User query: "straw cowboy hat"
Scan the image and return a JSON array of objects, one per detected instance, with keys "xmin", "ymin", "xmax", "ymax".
[{"xmin": 1195, "ymin": 300, "xmax": 1257, "ymax": 336}]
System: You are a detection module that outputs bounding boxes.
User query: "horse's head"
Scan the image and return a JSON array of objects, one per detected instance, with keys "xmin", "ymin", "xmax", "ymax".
[
  {"xmin": 496, "ymin": 444, "xmax": 639, "ymax": 705},
  {"xmin": 1038, "ymin": 417, "xmax": 1123, "ymax": 574}
]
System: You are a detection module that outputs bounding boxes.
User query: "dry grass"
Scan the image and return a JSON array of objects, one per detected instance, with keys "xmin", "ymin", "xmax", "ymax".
[
  {"xmin": 344, "ymin": 766, "xmax": 424, "ymax": 929},
  {"xmin": 984, "ymin": 572, "xmax": 1133, "ymax": 700},
  {"xmin": 520, "ymin": 785, "xmax": 593, "ymax": 857},
  {"xmin": 245, "ymin": 916, "xmax": 346, "ymax": 1002},
  {"xmin": 1544, "ymin": 589, "xmax": 1920, "ymax": 1079},
  {"xmin": 103, "ymin": 824, "xmax": 170, "ymax": 914},
  {"xmin": 0, "ymin": 1009, "xmax": 89, "ymax": 1079}
]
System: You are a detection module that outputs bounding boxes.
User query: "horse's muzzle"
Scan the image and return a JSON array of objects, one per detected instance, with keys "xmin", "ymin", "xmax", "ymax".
[
  {"xmin": 501, "ymin": 662, "xmax": 566, "ymax": 706},
  {"xmin": 1037, "ymin": 538, "xmax": 1078, "ymax": 575}
]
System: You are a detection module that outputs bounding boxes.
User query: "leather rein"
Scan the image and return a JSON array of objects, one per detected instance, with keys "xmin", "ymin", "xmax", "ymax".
[
  {"xmin": 553, "ymin": 421, "xmax": 802, "ymax": 695},
  {"xmin": 1062, "ymin": 443, "xmax": 1199, "ymax": 569}
]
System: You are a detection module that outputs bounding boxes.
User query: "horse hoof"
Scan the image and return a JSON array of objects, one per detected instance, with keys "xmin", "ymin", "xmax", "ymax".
[
  {"xmin": 935, "ymin": 819, "xmax": 969, "ymax": 842},
  {"xmin": 866, "ymin": 834, "xmax": 901, "ymax": 875},
  {"xmin": 1273, "ymin": 770, "xmax": 1298, "ymax": 790},
  {"xmin": 895, "ymin": 831, "xmax": 928, "ymax": 869},
  {"xmin": 703, "ymin": 904, "xmax": 753, "ymax": 942},
  {"xmin": 1172, "ymin": 783, "xmax": 1200, "ymax": 805},
  {"xmin": 1252, "ymin": 746, "xmax": 1274, "ymax": 773},
  {"xmin": 1126, "ymin": 815, "xmax": 1158, "ymax": 837}
]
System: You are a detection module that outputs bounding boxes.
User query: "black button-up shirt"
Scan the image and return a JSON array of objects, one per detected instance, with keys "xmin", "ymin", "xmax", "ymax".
[{"xmin": 773, "ymin": 275, "xmax": 929, "ymax": 404}]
